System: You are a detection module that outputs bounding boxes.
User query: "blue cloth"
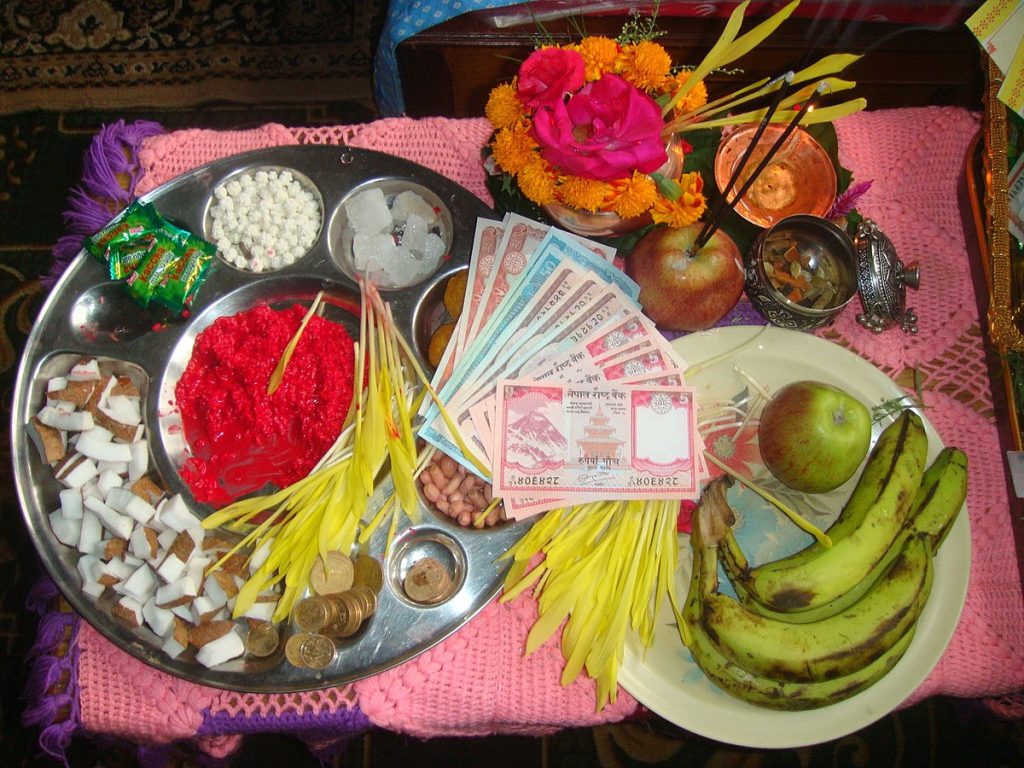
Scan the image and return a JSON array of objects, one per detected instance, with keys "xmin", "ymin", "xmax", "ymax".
[{"xmin": 374, "ymin": 0, "xmax": 524, "ymax": 116}]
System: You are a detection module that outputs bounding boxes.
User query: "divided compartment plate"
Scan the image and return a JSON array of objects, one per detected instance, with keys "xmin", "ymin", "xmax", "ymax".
[{"xmin": 12, "ymin": 145, "xmax": 531, "ymax": 691}]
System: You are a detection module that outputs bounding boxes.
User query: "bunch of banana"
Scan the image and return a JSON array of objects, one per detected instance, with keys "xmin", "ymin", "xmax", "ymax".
[{"xmin": 681, "ymin": 410, "xmax": 968, "ymax": 710}]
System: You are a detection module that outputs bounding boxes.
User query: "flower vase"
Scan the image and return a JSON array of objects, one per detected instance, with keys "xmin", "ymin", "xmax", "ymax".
[{"xmin": 541, "ymin": 135, "xmax": 685, "ymax": 238}]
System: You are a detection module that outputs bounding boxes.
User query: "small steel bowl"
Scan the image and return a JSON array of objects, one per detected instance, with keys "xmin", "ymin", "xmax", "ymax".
[{"xmin": 744, "ymin": 214, "xmax": 858, "ymax": 330}]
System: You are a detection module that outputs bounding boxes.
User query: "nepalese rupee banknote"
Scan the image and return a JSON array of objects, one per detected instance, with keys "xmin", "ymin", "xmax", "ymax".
[
  {"xmin": 419, "ymin": 228, "xmax": 635, "ymax": 468},
  {"xmin": 491, "ymin": 381, "xmax": 704, "ymax": 515}
]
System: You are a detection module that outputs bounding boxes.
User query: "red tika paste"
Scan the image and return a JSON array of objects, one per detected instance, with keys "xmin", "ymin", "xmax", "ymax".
[{"xmin": 175, "ymin": 304, "xmax": 355, "ymax": 508}]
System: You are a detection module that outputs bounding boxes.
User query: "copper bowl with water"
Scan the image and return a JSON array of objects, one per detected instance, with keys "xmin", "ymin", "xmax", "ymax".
[{"xmin": 714, "ymin": 124, "xmax": 836, "ymax": 228}]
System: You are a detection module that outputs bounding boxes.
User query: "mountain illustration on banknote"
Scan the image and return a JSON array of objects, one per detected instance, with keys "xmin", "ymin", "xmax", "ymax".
[{"xmin": 504, "ymin": 411, "xmax": 568, "ymax": 469}]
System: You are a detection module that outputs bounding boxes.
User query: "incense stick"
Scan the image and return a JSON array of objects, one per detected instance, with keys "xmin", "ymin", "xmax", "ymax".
[
  {"xmin": 690, "ymin": 72, "xmax": 794, "ymax": 255},
  {"xmin": 691, "ymin": 80, "xmax": 828, "ymax": 255}
]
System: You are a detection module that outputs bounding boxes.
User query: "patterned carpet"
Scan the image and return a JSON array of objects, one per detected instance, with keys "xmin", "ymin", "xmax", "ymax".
[{"xmin": 2, "ymin": 4, "xmax": 1024, "ymax": 767}]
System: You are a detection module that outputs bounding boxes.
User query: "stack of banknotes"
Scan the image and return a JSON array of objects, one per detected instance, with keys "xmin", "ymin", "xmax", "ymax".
[{"xmin": 420, "ymin": 213, "xmax": 708, "ymax": 519}]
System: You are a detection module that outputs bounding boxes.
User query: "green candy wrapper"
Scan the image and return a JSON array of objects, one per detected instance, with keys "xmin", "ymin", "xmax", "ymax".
[
  {"xmin": 154, "ymin": 234, "xmax": 215, "ymax": 313},
  {"xmin": 84, "ymin": 201, "xmax": 164, "ymax": 263},
  {"xmin": 125, "ymin": 235, "xmax": 179, "ymax": 308}
]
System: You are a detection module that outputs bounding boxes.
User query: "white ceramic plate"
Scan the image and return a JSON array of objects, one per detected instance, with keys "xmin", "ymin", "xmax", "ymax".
[{"xmin": 618, "ymin": 325, "xmax": 971, "ymax": 749}]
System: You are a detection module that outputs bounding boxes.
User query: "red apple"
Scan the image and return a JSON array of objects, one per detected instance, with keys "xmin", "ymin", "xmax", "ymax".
[
  {"xmin": 758, "ymin": 380, "xmax": 872, "ymax": 494},
  {"xmin": 625, "ymin": 224, "xmax": 744, "ymax": 331}
]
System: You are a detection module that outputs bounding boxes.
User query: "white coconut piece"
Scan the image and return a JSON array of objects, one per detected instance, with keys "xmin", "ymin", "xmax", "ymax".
[
  {"xmin": 102, "ymin": 556, "xmax": 136, "ymax": 582},
  {"xmin": 107, "ymin": 487, "xmax": 157, "ymax": 525},
  {"xmin": 249, "ymin": 538, "xmax": 273, "ymax": 574},
  {"xmin": 156, "ymin": 552, "xmax": 187, "ymax": 583},
  {"xmin": 37, "ymin": 405, "xmax": 94, "ymax": 432},
  {"xmin": 169, "ymin": 603, "xmax": 194, "ymax": 622},
  {"xmin": 59, "ymin": 488, "xmax": 83, "ymax": 520},
  {"xmin": 161, "ymin": 622, "xmax": 189, "ymax": 658},
  {"xmin": 84, "ymin": 496, "xmax": 133, "ymax": 540},
  {"xmin": 97, "ymin": 459, "xmax": 129, "ymax": 477},
  {"xmin": 123, "ymin": 553, "xmax": 144, "ymax": 568},
  {"xmin": 190, "ymin": 595, "xmax": 221, "ymax": 624},
  {"xmin": 156, "ymin": 527, "xmax": 178, "ymax": 552},
  {"xmin": 127, "ymin": 440, "xmax": 148, "ymax": 482},
  {"xmin": 195, "ymin": 629, "xmax": 245, "ymax": 668},
  {"xmin": 155, "ymin": 577, "xmax": 197, "ymax": 608},
  {"xmin": 142, "ymin": 597, "xmax": 175, "ymax": 637},
  {"xmin": 58, "ymin": 456, "xmax": 99, "ymax": 489},
  {"xmin": 186, "ymin": 555, "xmax": 210, "ymax": 588},
  {"xmin": 77, "ymin": 553, "xmax": 100, "ymax": 585},
  {"xmin": 202, "ymin": 574, "xmax": 229, "ymax": 610},
  {"xmin": 68, "ymin": 359, "xmax": 101, "ymax": 381},
  {"xmin": 75, "ymin": 429, "xmax": 133, "ymax": 464},
  {"xmin": 77, "ymin": 511, "xmax": 103, "ymax": 555},
  {"xmin": 158, "ymin": 494, "xmax": 198, "ymax": 533},
  {"xmin": 81, "ymin": 481, "xmax": 104, "ymax": 502},
  {"xmin": 241, "ymin": 601, "xmax": 276, "ymax": 622},
  {"xmin": 121, "ymin": 563, "xmax": 157, "ymax": 603},
  {"xmin": 82, "ymin": 579, "xmax": 106, "ymax": 598},
  {"xmin": 48, "ymin": 509, "xmax": 82, "ymax": 547},
  {"xmin": 47, "ymin": 376, "xmax": 69, "ymax": 393},
  {"xmin": 129, "ymin": 525, "xmax": 159, "ymax": 561},
  {"xmin": 96, "ymin": 469, "xmax": 123, "ymax": 497},
  {"xmin": 100, "ymin": 394, "xmax": 141, "ymax": 426}
]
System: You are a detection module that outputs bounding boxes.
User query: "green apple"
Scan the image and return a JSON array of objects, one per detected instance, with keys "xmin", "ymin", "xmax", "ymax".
[{"xmin": 758, "ymin": 380, "xmax": 872, "ymax": 494}]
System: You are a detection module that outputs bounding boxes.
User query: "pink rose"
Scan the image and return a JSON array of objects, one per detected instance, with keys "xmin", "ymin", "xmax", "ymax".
[
  {"xmin": 531, "ymin": 74, "xmax": 667, "ymax": 181},
  {"xmin": 517, "ymin": 47, "xmax": 586, "ymax": 111}
]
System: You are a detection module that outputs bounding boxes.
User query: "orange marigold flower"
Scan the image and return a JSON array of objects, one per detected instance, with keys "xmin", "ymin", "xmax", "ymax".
[
  {"xmin": 617, "ymin": 41, "xmax": 671, "ymax": 92},
  {"xmin": 669, "ymin": 70, "xmax": 709, "ymax": 114},
  {"xmin": 518, "ymin": 157, "xmax": 558, "ymax": 206},
  {"xmin": 491, "ymin": 123, "xmax": 536, "ymax": 175},
  {"xmin": 650, "ymin": 172, "xmax": 707, "ymax": 228},
  {"xmin": 558, "ymin": 175, "xmax": 612, "ymax": 212},
  {"xmin": 485, "ymin": 80, "xmax": 525, "ymax": 130},
  {"xmin": 608, "ymin": 172, "xmax": 658, "ymax": 219},
  {"xmin": 578, "ymin": 36, "xmax": 620, "ymax": 81}
]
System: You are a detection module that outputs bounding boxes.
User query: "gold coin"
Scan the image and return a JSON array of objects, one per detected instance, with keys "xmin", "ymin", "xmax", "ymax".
[
  {"xmin": 245, "ymin": 621, "xmax": 280, "ymax": 657},
  {"xmin": 349, "ymin": 584, "xmax": 378, "ymax": 618},
  {"xmin": 285, "ymin": 633, "xmax": 311, "ymax": 667},
  {"xmin": 443, "ymin": 270, "xmax": 468, "ymax": 318},
  {"xmin": 325, "ymin": 591, "xmax": 363, "ymax": 638},
  {"xmin": 427, "ymin": 322, "xmax": 455, "ymax": 368},
  {"xmin": 294, "ymin": 595, "xmax": 335, "ymax": 633},
  {"xmin": 403, "ymin": 557, "xmax": 452, "ymax": 604},
  {"xmin": 352, "ymin": 555, "xmax": 384, "ymax": 593},
  {"xmin": 310, "ymin": 551, "xmax": 355, "ymax": 595},
  {"xmin": 299, "ymin": 633, "xmax": 336, "ymax": 669}
]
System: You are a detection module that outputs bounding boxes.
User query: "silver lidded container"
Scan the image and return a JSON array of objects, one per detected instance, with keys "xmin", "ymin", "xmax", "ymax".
[{"xmin": 853, "ymin": 218, "xmax": 920, "ymax": 334}]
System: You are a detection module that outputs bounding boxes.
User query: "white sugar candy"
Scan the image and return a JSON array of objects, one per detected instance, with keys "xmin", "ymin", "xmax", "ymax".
[
  {"xmin": 391, "ymin": 190, "xmax": 437, "ymax": 225},
  {"xmin": 345, "ymin": 187, "xmax": 392, "ymax": 235},
  {"xmin": 195, "ymin": 628, "xmax": 245, "ymax": 668},
  {"xmin": 48, "ymin": 509, "xmax": 82, "ymax": 547}
]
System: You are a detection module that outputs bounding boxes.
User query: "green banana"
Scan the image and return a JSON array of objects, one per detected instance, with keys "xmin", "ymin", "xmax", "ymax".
[
  {"xmin": 702, "ymin": 535, "xmax": 933, "ymax": 682},
  {"xmin": 721, "ymin": 441, "xmax": 965, "ymax": 623},
  {"xmin": 907, "ymin": 446, "xmax": 968, "ymax": 555},
  {"xmin": 736, "ymin": 411, "xmax": 928, "ymax": 611},
  {"xmin": 750, "ymin": 410, "xmax": 928, "ymax": 577},
  {"xmin": 681, "ymin": 510, "xmax": 917, "ymax": 710}
]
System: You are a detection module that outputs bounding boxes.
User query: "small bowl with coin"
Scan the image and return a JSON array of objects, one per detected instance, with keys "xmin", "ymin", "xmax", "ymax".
[
  {"xmin": 744, "ymin": 214, "xmax": 858, "ymax": 330},
  {"xmin": 714, "ymin": 123, "xmax": 837, "ymax": 228}
]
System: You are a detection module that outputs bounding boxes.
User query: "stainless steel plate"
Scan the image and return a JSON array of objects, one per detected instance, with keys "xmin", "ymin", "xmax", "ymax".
[{"xmin": 13, "ymin": 145, "xmax": 531, "ymax": 691}]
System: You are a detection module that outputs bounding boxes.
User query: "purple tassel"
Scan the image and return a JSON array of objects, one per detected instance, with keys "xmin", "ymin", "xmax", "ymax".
[
  {"xmin": 827, "ymin": 179, "xmax": 873, "ymax": 219},
  {"xmin": 42, "ymin": 119, "xmax": 164, "ymax": 288},
  {"xmin": 23, "ymin": 576, "xmax": 82, "ymax": 767}
]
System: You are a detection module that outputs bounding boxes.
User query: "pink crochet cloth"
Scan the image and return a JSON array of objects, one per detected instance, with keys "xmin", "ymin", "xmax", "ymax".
[{"xmin": 74, "ymin": 110, "xmax": 1023, "ymax": 747}]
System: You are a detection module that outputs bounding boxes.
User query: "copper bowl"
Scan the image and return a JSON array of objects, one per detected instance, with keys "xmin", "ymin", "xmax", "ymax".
[{"xmin": 714, "ymin": 124, "xmax": 836, "ymax": 228}]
